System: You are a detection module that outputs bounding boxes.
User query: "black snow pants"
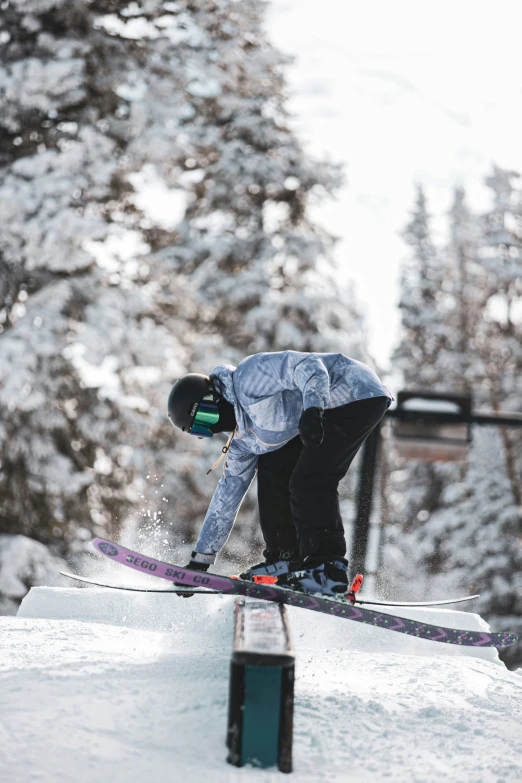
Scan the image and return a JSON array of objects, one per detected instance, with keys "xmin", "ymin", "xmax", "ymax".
[{"xmin": 256, "ymin": 396, "xmax": 389, "ymax": 563}]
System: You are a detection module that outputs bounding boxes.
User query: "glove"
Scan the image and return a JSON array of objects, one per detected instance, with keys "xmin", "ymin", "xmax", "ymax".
[
  {"xmin": 175, "ymin": 557, "xmax": 210, "ymax": 599},
  {"xmin": 298, "ymin": 406, "xmax": 325, "ymax": 448}
]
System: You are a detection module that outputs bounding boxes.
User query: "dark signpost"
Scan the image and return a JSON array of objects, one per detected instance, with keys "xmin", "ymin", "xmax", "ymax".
[{"xmin": 350, "ymin": 391, "xmax": 522, "ymax": 575}]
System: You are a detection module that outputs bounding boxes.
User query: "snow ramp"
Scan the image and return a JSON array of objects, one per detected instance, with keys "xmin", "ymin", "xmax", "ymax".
[{"xmin": 0, "ymin": 587, "xmax": 520, "ymax": 782}]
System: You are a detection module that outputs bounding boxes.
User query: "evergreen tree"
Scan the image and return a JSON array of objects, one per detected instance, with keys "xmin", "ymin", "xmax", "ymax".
[
  {"xmin": 478, "ymin": 166, "xmax": 522, "ymax": 510},
  {"xmin": 445, "ymin": 167, "xmax": 522, "ymax": 666},
  {"xmin": 0, "ymin": 0, "xmax": 373, "ymax": 581},
  {"xmin": 155, "ymin": 0, "xmax": 365, "ymax": 359},
  {"xmin": 387, "ymin": 186, "xmax": 454, "ymax": 574},
  {"xmin": 385, "ymin": 186, "xmax": 482, "ymax": 594},
  {"xmin": 431, "ymin": 426, "xmax": 522, "ymax": 668},
  {"xmin": 0, "ymin": 0, "xmax": 200, "ymax": 554},
  {"xmin": 394, "ymin": 185, "xmax": 451, "ymax": 388},
  {"xmin": 387, "ymin": 170, "xmax": 522, "ymax": 666},
  {"xmin": 140, "ymin": 0, "xmax": 372, "ymax": 562},
  {"xmin": 445, "ymin": 186, "xmax": 484, "ymax": 391}
]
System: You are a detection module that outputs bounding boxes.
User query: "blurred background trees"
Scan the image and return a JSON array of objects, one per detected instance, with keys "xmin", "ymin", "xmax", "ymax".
[
  {"xmin": 0, "ymin": 0, "xmax": 520, "ymax": 668},
  {"xmin": 0, "ymin": 0, "xmax": 369, "ymax": 602},
  {"xmin": 386, "ymin": 167, "xmax": 522, "ymax": 667}
]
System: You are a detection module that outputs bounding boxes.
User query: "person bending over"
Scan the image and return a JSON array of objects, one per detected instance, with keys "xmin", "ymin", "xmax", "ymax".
[{"xmin": 167, "ymin": 350, "xmax": 392, "ymax": 596}]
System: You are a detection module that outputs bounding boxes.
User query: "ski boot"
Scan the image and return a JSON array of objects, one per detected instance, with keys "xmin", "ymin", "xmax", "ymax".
[
  {"xmin": 239, "ymin": 550, "xmax": 299, "ymax": 582},
  {"xmin": 277, "ymin": 557, "xmax": 349, "ymax": 596}
]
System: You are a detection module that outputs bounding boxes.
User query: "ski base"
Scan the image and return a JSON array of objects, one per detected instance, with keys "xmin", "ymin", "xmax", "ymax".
[
  {"xmin": 354, "ymin": 595, "xmax": 480, "ymax": 607},
  {"xmin": 60, "ymin": 571, "xmax": 226, "ymax": 594},
  {"xmin": 61, "ymin": 571, "xmax": 479, "ymax": 608},
  {"xmin": 243, "ymin": 571, "xmax": 478, "ymax": 607},
  {"xmin": 91, "ymin": 538, "xmax": 518, "ymax": 649}
]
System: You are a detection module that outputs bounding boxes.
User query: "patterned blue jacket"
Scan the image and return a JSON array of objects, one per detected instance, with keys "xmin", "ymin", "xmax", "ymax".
[{"xmin": 193, "ymin": 351, "xmax": 392, "ymax": 563}]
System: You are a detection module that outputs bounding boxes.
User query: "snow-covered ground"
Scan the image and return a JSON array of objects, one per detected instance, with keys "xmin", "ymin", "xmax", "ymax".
[
  {"xmin": 0, "ymin": 535, "xmax": 67, "ymax": 615},
  {"xmin": 1, "ymin": 586, "xmax": 521, "ymax": 782}
]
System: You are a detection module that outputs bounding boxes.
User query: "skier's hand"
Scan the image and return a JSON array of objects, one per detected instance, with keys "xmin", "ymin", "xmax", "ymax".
[
  {"xmin": 175, "ymin": 559, "xmax": 210, "ymax": 598},
  {"xmin": 298, "ymin": 407, "xmax": 325, "ymax": 448}
]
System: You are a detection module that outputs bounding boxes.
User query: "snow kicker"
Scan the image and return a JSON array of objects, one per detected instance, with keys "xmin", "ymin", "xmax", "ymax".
[{"xmin": 91, "ymin": 538, "xmax": 517, "ymax": 649}]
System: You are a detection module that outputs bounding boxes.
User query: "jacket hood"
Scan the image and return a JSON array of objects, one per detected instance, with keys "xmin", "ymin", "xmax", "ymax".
[
  {"xmin": 209, "ymin": 364, "xmax": 247, "ymax": 433},
  {"xmin": 209, "ymin": 364, "xmax": 236, "ymax": 401}
]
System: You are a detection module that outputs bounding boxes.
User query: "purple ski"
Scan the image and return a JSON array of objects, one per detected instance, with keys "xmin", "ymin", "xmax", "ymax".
[{"xmin": 92, "ymin": 538, "xmax": 517, "ymax": 649}]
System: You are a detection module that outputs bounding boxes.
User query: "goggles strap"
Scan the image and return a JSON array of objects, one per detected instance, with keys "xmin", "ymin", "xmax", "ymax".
[{"xmin": 206, "ymin": 427, "xmax": 237, "ymax": 476}]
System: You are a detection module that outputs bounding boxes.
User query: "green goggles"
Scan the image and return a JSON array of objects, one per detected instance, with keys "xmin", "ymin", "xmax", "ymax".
[{"xmin": 190, "ymin": 400, "xmax": 220, "ymax": 438}]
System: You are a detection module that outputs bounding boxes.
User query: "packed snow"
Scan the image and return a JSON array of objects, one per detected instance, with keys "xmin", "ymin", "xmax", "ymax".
[
  {"xmin": 1, "ymin": 583, "xmax": 521, "ymax": 782},
  {"xmin": 0, "ymin": 535, "xmax": 66, "ymax": 615}
]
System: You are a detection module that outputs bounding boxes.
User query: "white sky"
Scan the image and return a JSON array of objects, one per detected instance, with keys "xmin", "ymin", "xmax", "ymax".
[{"xmin": 265, "ymin": 0, "xmax": 522, "ymax": 369}]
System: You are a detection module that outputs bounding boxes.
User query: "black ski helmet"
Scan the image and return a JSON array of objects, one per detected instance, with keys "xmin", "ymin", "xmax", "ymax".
[{"xmin": 167, "ymin": 373, "xmax": 214, "ymax": 432}]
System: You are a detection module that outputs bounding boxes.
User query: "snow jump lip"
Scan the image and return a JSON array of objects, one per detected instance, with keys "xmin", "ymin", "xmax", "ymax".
[{"xmin": 91, "ymin": 538, "xmax": 518, "ymax": 650}]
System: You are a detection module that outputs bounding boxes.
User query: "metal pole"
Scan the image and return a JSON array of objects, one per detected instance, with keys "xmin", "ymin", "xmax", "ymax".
[
  {"xmin": 351, "ymin": 403, "xmax": 522, "ymax": 576},
  {"xmin": 351, "ymin": 422, "xmax": 382, "ymax": 575}
]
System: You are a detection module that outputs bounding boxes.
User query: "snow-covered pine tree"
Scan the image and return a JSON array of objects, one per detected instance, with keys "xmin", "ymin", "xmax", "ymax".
[
  {"xmin": 478, "ymin": 166, "xmax": 522, "ymax": 505},
  {"xmin": 0, "ymin": 0, "xmax": 196, "ymax": 556},
  {"xmin": 0, "ymin": 0, "xmax": 129, "ymax": 548},
  {"xmin": 387, "ymin": 173, "xmax": 522, "ymax": 666},
  {"xmin": 446, "ymin": 167, "xmax": 522, "ymax": 667},
  {"xmin": 386, "ymin": 186, "xmax": 488, "ymax": 599},
  {"xmin": 141, "ymin": 0, "xmax": 372, "ymax": 562},
  {"xmin": 394, "ymin": 185, "xmax": 451, "ymax": 387},
  {"xmin": 444, "ymin": 186, "xmax": 485, "ymax": 391},
  {"xmin": 1, "ymin": 0, "xmax": 372, "ymax": 578},
  {"xmin": 155, "ymin": 0, "xmax": 366, "ymax": 359},
  {"xmin": 386, "ymin": 185, "xmax": 456, "ymax": 578}
]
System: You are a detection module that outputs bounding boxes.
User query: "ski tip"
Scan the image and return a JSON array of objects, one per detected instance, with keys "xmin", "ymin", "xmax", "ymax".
[
  {"xmin": 92, "ymin": 538, "xmax": 120, "ymax": 558},
  {"xmin": 498, "ymin": 632, "xmax": 518, "ymax": 648}
]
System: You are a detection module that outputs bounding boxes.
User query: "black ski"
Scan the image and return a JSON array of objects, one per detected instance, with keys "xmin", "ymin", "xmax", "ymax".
[
  {"xmin": 61, "ymin": 571, "xmax": 478, "ymax": 606},
  {"xmin": 353, "ymin": 595, "xmax": 479, "ymax": 607},
  {"xmin": 60, "ymin": 571, "xmax": 227, "ymax": 594}
]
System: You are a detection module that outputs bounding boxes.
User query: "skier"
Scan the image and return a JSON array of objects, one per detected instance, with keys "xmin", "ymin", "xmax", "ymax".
[{"xmin": 167, "ymin": 351, "xmax": 392, "ymax": 596}]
